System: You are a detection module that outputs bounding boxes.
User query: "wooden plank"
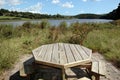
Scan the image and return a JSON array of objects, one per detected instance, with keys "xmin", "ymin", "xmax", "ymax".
[
  {"xmin": 81, "ymin": 46, "xmax": 91, "ymax": 56},
  {"xmin": 81, "ymin": 46, "xmax": 92, "ymax": 59},
  {"xmin": 78, "ymin": 77, "xmax": 91, "ymax": 80},
  {"xmin": 62, "ymin": 69, "xmax": 66, "ymax": 80},
  {"xmin": 35, "ymin": 60, "xmax": 63, "ymax": 69},
  {"xmin": 59, "ymin": 43, "xmax": 67, "ymax": 64},
  {"xmin": 51, "ymin": 43, "xmax": 59, "ymax": 63},
  {"xmin": 37, "ymin": 46, "xmax": 44, "ymax": 56},
  {"xmin": 92, "ymin": 61, "xmax": 99, "ymax": 74},
  {"xmin": 75, "ymin": 45, "xmax": 88, "ymax": 60},
  {"xmin": 32, "ymin": 46, "xmax": 42, "ymax": 59},
  {"xmin": 64, "ymin": 59, "xmax": 91, "ymax": 69},
  {"xmin": 38, "ymin": 45, "xmax": 48, "ymax": 60},
  {"xmin": 65, "ymin": 68, "xmax": 76, "ymax": 76},
  {"xmin": 64, "ymin": 43, "xmax": 75, "ymax": 63},
  {"xmin": 99, "ymin": 61, "xmax": 106, "ymax": 75},
  {"xmin": 43, "ymin": 44, "xmax": 53, "ymax": 62},
  {"xmin": 69, "ymin": 44, "xmax": 83, "ymax": 61}
]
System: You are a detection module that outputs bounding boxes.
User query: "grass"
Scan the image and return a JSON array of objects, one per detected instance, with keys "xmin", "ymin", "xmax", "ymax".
[
  {"xmin": 0, "ymin": 20, "xmax": 120, "ymax": 74},
  {"xmin": 83, "ymin": 23, "xmax": 120, "ymax": 67},
  {"xmin": 0, "ymin": 16, "xmax": 30, "ymax": 21}
]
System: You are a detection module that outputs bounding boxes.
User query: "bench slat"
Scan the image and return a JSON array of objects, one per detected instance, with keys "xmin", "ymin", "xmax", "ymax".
[
  {"xmin": 92, "ymin": 61, "xmax": 106, "ymax": 76},
  {"xmin": 99, "ymin": 61, "xmax": 106, "ymax": 75},
  {"xmin": 78, "ymin": 77, "xmax": 91, "ymax": 80},
  {"xmin": 92, "ymin": 61, "xmax": 99, "ymax": 74}
]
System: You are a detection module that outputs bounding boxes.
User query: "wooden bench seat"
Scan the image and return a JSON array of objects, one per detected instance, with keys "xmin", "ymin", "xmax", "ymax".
[
  {"xmin": 20, "ymin": 64, "xmax": 27, "ymax": 77},
  {"xmin": 91, "ymin": 61, "xmax": 106, "ymax": 80},
  {"xmin": 19, "ymin": 58, "xmax": 35, "ymax": 77}
]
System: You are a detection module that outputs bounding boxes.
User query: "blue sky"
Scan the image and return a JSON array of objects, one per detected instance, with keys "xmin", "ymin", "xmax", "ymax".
[{"xmin": 0, "ymin": 0, "xmax": 119, "ymax": 15}]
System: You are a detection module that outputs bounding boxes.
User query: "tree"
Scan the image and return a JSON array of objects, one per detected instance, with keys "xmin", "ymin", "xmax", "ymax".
[
  {"xmin": 101, "ymin": 3, "xmax": 120, "ymax": 20},
  {"xmin": 0, "ymin": 9, "xmax": 9, "ymax": 16}
]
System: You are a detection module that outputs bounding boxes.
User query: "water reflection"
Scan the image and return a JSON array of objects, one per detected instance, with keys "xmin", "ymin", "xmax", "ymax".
[{"xmin": 0, "ymin": 19, "xmax": 113, "ymax": 27}]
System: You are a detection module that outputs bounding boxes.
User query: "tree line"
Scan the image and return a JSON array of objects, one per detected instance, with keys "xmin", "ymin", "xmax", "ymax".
[
  {"xmin": 101, "ymin": 3, "xmax": 120, "ymax": 20},
  {"xmin": 75, "ymin": 3, "xmax": 120, "ymax": 20},
  {"xmin": 0, "ymin": 3, "xmax": 120, "ymax": 20},
  {"xmin": 0, "ymin": 9, "xmax": 72, "ymax": 19}
]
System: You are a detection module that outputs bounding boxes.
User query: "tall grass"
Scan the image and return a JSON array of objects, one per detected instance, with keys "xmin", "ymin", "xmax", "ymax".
[
  {"xmin": 0, "ymin": 20, "xmax": 120, "ymax": 74},
  {"xmin": 83, "ymin": 23, "xmax": 120, "ymax": 67}
]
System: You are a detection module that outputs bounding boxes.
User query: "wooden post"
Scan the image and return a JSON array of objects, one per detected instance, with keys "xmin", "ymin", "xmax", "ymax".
[{"xmin": 62, "ymin": 69, "xmax": 66, "ymax": 80}]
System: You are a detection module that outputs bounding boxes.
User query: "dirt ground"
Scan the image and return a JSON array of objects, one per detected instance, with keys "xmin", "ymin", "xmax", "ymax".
[{"xmin": 0, "ymin": 52, "xmax": 120, "ymax": 80}]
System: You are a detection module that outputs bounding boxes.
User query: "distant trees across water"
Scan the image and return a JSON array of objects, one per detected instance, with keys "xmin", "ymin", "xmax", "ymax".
[
  {"xmin": 100, "ymin": 3, "xmax": 120, "ymax": 20},
  {"xmin": 0, "ymin": 3, "xmax": 120, "ymax": 20},
  {"xmin": 0, "ymin": 9, "xmax": 72, "ymax": 19}
]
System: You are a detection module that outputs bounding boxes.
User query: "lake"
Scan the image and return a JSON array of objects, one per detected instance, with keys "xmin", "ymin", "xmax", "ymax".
[{"xmin": 0, "ymin": 19, "xmax": 113, "ymax": 27}]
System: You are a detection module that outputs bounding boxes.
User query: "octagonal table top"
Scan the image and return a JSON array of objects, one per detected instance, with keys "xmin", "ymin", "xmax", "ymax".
[{"xmin": 32, "ymin": 43, "xmax": 92, "ymax": 69}]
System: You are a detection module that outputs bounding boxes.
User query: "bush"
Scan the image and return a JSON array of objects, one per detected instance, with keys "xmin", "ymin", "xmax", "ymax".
[
  {"xmin": 0, "ymin": 40, "xmax": 19, "ymax": 73},
  {"xmin": 39, "ymin": 20, "xmax": 50, "ymax": 29},
  {"xmin": 22, "ymin": 22, "xmax": 32, "ymax": 28},
  {"xmin": 83, "ymin": 28, "xmax": 120, "ymax": 68},
  {"xmin": 111, "ymin": 19, "xmax": 120, "ymax": 25},
  {"xmin": 0, "ymin": 25, "xmax": 13, "ymax": 38},
  {"xmin": 58, "ymin": 21, "xmax": 67, "ymax": 33},
  {"xmin": 69, "ymin": 22, "xmax": 93, "ymax": 44}
]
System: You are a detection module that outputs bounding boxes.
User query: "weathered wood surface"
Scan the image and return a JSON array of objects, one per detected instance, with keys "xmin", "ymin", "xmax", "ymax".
[
  {"xmin": 32, "ymin": 43, "xmax": 92, "ymax": 68},
  {"xmin": 91, "ymin": 61, "xmax": 106, "ymax": 80},
  {"xmin": 92, "ymin": 53, "xmax": 120, "ymax": 80},
  {"xmin": 7, "ymin": 53, "xmax": 120, "ymax": 80}
]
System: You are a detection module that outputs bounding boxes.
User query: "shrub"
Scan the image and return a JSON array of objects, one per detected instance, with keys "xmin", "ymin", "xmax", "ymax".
[
  {"xmin": 22, "ymin": 21, "xmax": 32, "ymax": 29},
  {"xmin": 58, "ymin": 21, "xmax": 67, "ymax": 33},
  {"xmin": 83, "ymin": 28, "xmax": 120, "ymax": 68},
  {"xmin": 48, "ymin": 26, "xmax": 60, "ymax": 41},
  {"xmin": 111, "ymin": 19, "xmax": 120, "ymax": 25},
  {"xmin": 0, "ymin": 25, "xmax": 13, "ymax": 38},
  {"xmin": 69, "ymin": 22, "xmax": 93, "ymax": 44},
  {"xmin": 39, "ymin": 20, "xmax": 50, "ymax": 29}
]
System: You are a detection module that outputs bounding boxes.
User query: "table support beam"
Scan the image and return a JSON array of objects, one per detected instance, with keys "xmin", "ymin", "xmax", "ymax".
[{"xmin": 62, "ymin": 68, "xmax": 66, "ymax": 80}]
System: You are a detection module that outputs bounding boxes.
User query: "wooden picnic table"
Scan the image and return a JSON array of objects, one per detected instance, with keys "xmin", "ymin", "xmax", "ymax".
[{"xmin": 32, "ymin": 43, "xmax": 92, "ymax": 80}]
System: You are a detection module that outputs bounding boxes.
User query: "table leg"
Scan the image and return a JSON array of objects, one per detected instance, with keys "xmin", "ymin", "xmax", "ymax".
[{"xmin": 62, "ymin": 69, "xmax": 66, "ymax": 80}]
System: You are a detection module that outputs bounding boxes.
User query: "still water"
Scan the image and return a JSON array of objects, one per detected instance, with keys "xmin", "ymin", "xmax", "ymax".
[{"xmin": 0, "ymin": 19, "xmax": 112, "ymax": 27}]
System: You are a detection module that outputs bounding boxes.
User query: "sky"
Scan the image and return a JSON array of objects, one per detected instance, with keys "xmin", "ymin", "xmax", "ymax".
[{"xmin": 0, "ymin": 0, "xmax": 119, "ymax": 15}]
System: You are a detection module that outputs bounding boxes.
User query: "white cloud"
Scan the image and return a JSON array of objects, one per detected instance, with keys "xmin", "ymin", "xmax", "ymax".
[
  {"xmin": 8, "ymin": 0, "xmax": 22, "ymax": 5},
  {"xmin": 25, "ymin": 2, "xmax": 42, "ymax": 13},
  {"xmin": 62, "ymin": 2, "xmax": 74, "ymax": 8},
  {"xmin": 52, "ymin": 0, "xmax": 60, "ymax": 4},
  {"xmin": 0, "ymin": 0, "xmax": 6, "ymax": 6},
  {"xmin": 0, "ymin": 0, "xmax": 22, "ymax": 7},
  {"xmin": 9, "ymin": 7, "xmax": 21, "ymax": 11}
]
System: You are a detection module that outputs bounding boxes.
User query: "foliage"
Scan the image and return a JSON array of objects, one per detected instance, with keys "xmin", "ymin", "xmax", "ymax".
[
  {"xmin": 69, "ymin": 22, "xmax": 94, "ymax": 44},
  {"xmin": 111, "ymin": 19, "xmax": 120, "ymax": 26},
  {"xmin": 0, "ymin": 25, "xmax": 13, "ymax": 38},
  {"xmin": 0, "ymin": 9, "xmax": 73, "ymax": 19},
  {"xmin": 75, "ymin": 14, "xmax": 101, "ymax": 19},
  {"xmin": 0, "ymin": 20, "xmax": 120, "ymax": 74},
  {"xmin": 83, "ymin": 24, "xmax": 120, "ymax": 67},
  {"xmin": 40, "ymin": 20, "xmax": 51, "ymax": 29},
  {"xmin": 58, "ymin": 21, "xmax": 67, "ymax": 33},
  {"xmin": 101, "ymin": 3, "xmax": 120, "ymax": 20}
]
